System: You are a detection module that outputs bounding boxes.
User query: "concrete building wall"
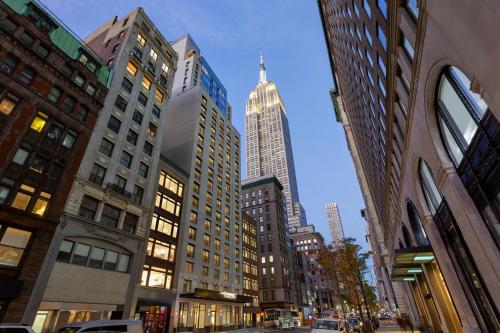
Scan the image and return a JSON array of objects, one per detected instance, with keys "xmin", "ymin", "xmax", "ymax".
[
  {"xmin": 241, "ymin": 176, "xmax": 295, "ymax": 309},
  {"xmin": 319, "ymin": 0, "xmax": 500, "ymax": 331},
  {"xmin": 165, "ymin": 35, "xmax": 244, "ymax": 331},
  {"xmin": 31, "ymin": 8, "xmax": 178, "ymax": 330}
]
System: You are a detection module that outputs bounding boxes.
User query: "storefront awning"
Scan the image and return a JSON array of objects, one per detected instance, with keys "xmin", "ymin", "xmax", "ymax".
[
  {"xmin": 391, "ymin": 275, "xmax": 417, "ymax": 282},
  {"xmin": 393, "ymin": 246, "xmax": 435, "ymax": 265},
  {"xmin": 391, "ymin": 264, "xmax": 424, "ymax": 276}
]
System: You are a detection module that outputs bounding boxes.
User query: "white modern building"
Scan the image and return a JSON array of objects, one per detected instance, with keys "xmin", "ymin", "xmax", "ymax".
[
  {"xmin": 245, "ymin": 55, "xmax": 306, "ymax": 231},
  {"xmin": 162, "ymin": 34, "xmax": 246, "ymax": 331},
  {"xmin": 325, "ymin": 202, "xmax": 345, "ymax": 244}
]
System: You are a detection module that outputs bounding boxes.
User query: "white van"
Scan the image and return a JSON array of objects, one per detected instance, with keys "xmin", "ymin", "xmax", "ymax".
[{"xmin": 58, "ymin": 320, "xmax": 143, "ymax": 333}]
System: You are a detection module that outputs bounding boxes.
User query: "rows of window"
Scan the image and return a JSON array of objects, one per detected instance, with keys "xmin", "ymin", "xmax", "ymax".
[
  {"xmin": 150, "ymin": 213, "xmax": 178, "ymax": 238},
  {"xmin": 0, "ymin": 12, "xmax": 103, "ymax": 98},
  {"xmin": 89, "ymin": 162, "xmax": 144, "ymax": 204},
  {"xmin": 243, "ymin": 277, "xmax": 258, "ymax": 291},
  {"xmin": 141, "ymin": 265, "xmax": 173, "ymax": 289},
  {"xmin": 146, "ymin": 237, "xmax": 176, "ymax": 262},
  {"xmin": 243, "ymin": 248, "xmax": 258, "ymax": 262},
  {"xmin": 57, "ymin": 239, "xmax": 130, "ymax": 273},
  {"xmin": 155, "ymin": 192, "xmax": 181, "ymax": 217},
  {"xmin": 159, "ymin": 171, "xmax": 184, "ymax": 196},
  {"xmin": 243, "ymin": 261, "xmax": 258, "ymax": 276},
  {"xmin": 0, "ymin": 99, "xmax": 80, "ymax": 216},
  {"xmin": 79, "ymin": 195, "xmax": 139, "ymax": 233}
]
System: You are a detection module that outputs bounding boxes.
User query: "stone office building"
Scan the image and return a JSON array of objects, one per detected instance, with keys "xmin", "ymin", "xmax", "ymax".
[
  {"xmin": 241, "ymin": 175, "xmax": 296, "ymax": 310},
  {"xmin": 0, "ymin": 0, "xmax": 108, "ymax": 322},
  {"xmin": 162, "ymin": 34, "xmax": 245, "ymax": 331},
  {"xmin": 319, "ymin": 0, "xmax": 500, "ymax": 331},
  {"xmin": 30, "ymin": 8, "xmax": 177, "ymax": 331},
  {"xmin": 292, "ymin": 225, "xmax": 334, "ymax": 314},
  {"xmin": 241, "ymin": 213, "xmax": 259, "ymax": 327}
]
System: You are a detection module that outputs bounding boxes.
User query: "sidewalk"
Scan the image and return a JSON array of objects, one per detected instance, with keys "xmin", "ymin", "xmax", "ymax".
[
  {"xmin": 216, "ymin": 328, "xmax": 261, "ymax": 333},
  {"xmin": 375, "ymin": 327, "xmax": 424, "ymax": 333}
]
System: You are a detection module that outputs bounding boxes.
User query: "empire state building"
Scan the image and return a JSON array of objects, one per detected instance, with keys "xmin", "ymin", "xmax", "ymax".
[{"xmin": 245, "ymin": 54, "xmax": 307, "ymax": 230}]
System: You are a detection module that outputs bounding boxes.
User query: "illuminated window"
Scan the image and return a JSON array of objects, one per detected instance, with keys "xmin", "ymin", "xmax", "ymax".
[
  {"xmin": 142, "ymin": 76, "xmax": 152, "ymax": 90},
  {"xmin": 0, "ymin": 226, "xmax": 31, "ymax": 267},
  {"xmin": 126, "ymin": 61, "xmax": 138, "ymax": 76},
  {"xmin": 185, "ymin": 261, "xmax": 193, "ymax": 272},
  {"xmin": 148, "ymin": 122, "xmax": 157, "ymax": 137},
  {"xmin": 155, "ymin": 89, "xmax": 165, "ymax": 103},
  {"xmin": 0, "ymin": 94, "xmax": 18, "ymax": 116},
  {"xmin": 161, "ymin": 62, "xmax": 169, "ymax": 74},
  {"xmin": 32, "ymin": 192, "xmax": 51, "ymax": 216},
  {"xmin": 11, "ymin": 184, "xmax": 35, "ymax": 211},
  {"xmin": 150, "ymin": 48, "xmax": 158, "ymax": 62},
  {"xmin": 187, "ymin": 244, "xmax": 195, "ymax": 258},
  {"xmin": 137, "ymin": 33, "xmax": 146, "ymax": 47},
  {"xmin": 30, "ymin": 112, "xmax": 48, "ymax": 132}
]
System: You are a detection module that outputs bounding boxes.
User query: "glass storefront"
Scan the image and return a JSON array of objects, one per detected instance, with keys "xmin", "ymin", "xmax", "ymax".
[
  {"xmin": 175, "ymin": 300, "xmax": 243, "ymax": 332},
  {"xmin": 138, "ymin": 305, "xmax": 170, "ymax": 333}
]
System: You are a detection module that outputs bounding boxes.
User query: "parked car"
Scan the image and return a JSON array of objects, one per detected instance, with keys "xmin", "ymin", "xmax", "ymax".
[
  {"xmin": 346, "ymin": 317, "xmax": 362, "ymax": 332},
  {"xmin": 312, "ymin": 319, "xmax": 344, "ymax": 333},
  {"xmin": 58, "ymin": 320, "xmax": 143, "ymax": 333},
  {"xmin": 0, "ymin": 324, "xmax": 36, "ymax": 333}
]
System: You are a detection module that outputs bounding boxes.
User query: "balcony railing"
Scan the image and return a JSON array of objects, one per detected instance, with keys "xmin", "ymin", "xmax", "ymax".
[{"xmin": 105, "ymin": 183, "xmax": 132, "ymax": 199}]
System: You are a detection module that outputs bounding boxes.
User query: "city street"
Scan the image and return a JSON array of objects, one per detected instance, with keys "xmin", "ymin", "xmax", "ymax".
[
  {"xmin": 0, "ymin": 0, "xmax": 499, "ymax": 332},
  {"xmin": 227, "ymin": 325, "xmax": 423, "ymax": 333}
]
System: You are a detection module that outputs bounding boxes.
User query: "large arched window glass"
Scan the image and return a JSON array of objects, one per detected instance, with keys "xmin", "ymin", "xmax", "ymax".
[
  {"xmin": 436, "ymin": 66, "xmax": 500, "ymax": 248},
  {"xmin": 437, "ymin": 67, "xmax": 487, "ymax": 164},
  {"xmin": 406, "ymin": 201, "xmax": 429, "ymax": 246},
  {"xmin": 419, "ymin": 159, "xmax": 499, "ymax": 332},
  {"xmin": 402, "ymin": 225, "xmax": 412, "ymax": 248},
  {"xmin": 419, "ymin": 160, "xmax": 443, "ymax": 215}
]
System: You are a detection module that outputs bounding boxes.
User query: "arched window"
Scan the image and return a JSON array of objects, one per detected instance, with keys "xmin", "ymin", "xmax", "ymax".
[
  {"xmin": 406, "ymin": 201, "xmax": 429, "ymax": 246},
  {"xmin": 419, "ymin": 159, "xmax": 499, "ymax": 332},
  {"xmin": 419, "ymin": 160, "xmax": 443, "ymax": 215},
  {"xmin": 436, "ymin": 66, "xmax": 500, "ymax": 247},
  {"xmin": 402, "ymin": 224, "xmax": 412, "ymax": 248}
]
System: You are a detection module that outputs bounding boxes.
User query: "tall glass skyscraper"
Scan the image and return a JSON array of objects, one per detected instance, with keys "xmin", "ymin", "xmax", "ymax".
[
  {"xmin": 325, "ymin": 202, "xmax": 345, "ymax": 243},
  {"xmin": 245, "ymin": 55, "xmax": 306, "ymax": 230}
]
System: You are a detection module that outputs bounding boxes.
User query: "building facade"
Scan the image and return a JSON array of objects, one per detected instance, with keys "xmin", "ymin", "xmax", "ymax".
[
  {"xmin": 241, "ymin": 213, "xmax": 259, "ymax": 327},
  {"xmin": 241, "ymin": 175, "xmax": 296, "ymax": 310},
  {"xmin": 132, "ymin": 155, "xmax": 188, "ymax": 333},
  {"xmin": 291, "ymin": 225, "xmax": 334, "ymax": 314},
  {"xmin": 325, "ymin": 202, "xmax": 345, "ymax": 244},
  {"xmin": 30, "ymin": 8, "xmax": 177, "ymax": 331},
  {"xmin": 319, "ymin": 0, "xmax": 500, "ymax": 332},
  {"xmin": 245, "ymin": 55, "xmax": 307, "ymax": 231},
  {"xmin": 363, "ymin": 209, "xmax": 397, "ymax": 317},
  {"xmin": 162, "ymin": 35, "xmax": 245, "ymax": 332},
  {"xmin": 0, "ymin": 0, "xmax": 108, "ymax": 322},
  {"xmin": 290, "ymin": 244, "xmax": 314, "ymax": 318}
]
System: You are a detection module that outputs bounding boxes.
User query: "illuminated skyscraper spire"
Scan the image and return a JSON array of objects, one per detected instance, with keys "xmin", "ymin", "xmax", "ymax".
[
  {"xmin": 259, "ymin": 51, "xmax": 267, "ymax": 84},
  {"xmin": 246, "ymin": 53, "xmax": 307, "ymax": 230}
]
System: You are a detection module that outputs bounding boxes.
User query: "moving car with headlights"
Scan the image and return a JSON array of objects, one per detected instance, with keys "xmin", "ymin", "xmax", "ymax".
[{"xmin": 311, "ymin": 319, "xmax": 344, "ymax": 333}]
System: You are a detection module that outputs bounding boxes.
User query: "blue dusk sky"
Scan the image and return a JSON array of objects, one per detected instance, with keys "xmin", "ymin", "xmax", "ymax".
[{"xmin": 43, "ymin": 0, "xmax": 368, "ymax": 249}]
